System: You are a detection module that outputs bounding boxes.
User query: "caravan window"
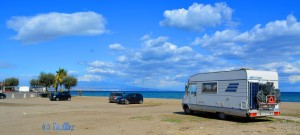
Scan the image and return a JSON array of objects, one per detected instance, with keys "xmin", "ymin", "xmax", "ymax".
[
  {"xmin": 202, "ymin": 82, "xmax": 217, "ymax": 93},
  {"xmin": 188, "ymin": 83, "xmax": 197, "ymax": 95}
]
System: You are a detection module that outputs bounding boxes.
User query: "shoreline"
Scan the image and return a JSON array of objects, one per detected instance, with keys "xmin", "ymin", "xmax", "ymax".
[{"xmin": 2, "ymin": 91, "xmax": 300, "ymax": 102}]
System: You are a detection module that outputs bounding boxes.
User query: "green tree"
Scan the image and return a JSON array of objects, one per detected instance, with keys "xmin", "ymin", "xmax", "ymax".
[
  {"xmin": 38, "ymin": 72, "xmax": 55, "ymax": 92},
  {"xmin": 55, "ymin": 68, "xmax": 68, "ymax": 91},
  {"xmin": 4, "ymin": 77, "xmax": 19, "ymax": 86},
  {"xmin": 63, "ymin": 76, "xmax": 77, "ymax": 92},
  {"xmin": 30, "ymin": 79, "xmax": 40, "ymax": 88},
  {"xmin": 4, "ymin": 77, "xmax": 19, "ymax": 91}
]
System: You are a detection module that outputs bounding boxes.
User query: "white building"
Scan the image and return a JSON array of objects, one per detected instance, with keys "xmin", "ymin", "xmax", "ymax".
[{"xmin": 19, "ymin": 86, "xmax": 30, "ymax": 92}]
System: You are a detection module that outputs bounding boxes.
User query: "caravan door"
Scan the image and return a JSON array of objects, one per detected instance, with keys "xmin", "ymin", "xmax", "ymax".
[{"xmin": 187, "ymin": 83, "xmax": 197, "ymax": 109}]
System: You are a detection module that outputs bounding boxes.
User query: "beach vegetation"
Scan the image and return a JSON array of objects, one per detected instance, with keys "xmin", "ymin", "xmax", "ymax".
[
  {"xmin": 130, "ymin": 115, "xmax": 153, "ymax": 121},
  {"xmin": 52, "ymin": 81, "xmax": 58, "ymax": 92},
  {"xmin": 63, "ymin": 76, "xmax": 77, "ymax": 93},
  {"xmin": 162, "ymin": 117, "xmax": 182, "ymax": 123},
  {"xmin": 4, "ymin": 77, "xmax": 19, "ymax": 91},
  {"xmin": 55, "ymin": 68, "xmax": 68, "ymax": 92},
  {"xmin": 27, "ymin": 67, "xmax": 77, "ymax": 93},
  {"xmin": 4, "ymin": 77, "xmax": 19, "ymax": 86},
  {"xmin": 30, "ymin": 79, "xmax": 40, "ymax": 88},
  {"xmin": 280, "ymin": 113, "xmax": 300, "ymax": 118},
  {"xmin": 38, "ymin": 72, "xmax": 55, "ymax": 92},
  {"xmin": 161, "ymin": 114, "xmax": 209, "ymax": 124}
]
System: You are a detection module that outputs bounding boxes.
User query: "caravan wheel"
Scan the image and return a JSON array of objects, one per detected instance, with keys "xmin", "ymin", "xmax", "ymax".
[
  {"xmin": 184, "ymin": 106, "xmax": 193, "ymax": 115},
  {"xmin": 217, "ymin": 112, "xmax": 226, "ymax": 119}
]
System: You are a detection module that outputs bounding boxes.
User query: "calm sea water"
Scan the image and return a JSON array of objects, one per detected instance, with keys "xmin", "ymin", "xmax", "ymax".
[{"xmin": 70, "ymin": 91, "xmax": 300, "ymax": 102}]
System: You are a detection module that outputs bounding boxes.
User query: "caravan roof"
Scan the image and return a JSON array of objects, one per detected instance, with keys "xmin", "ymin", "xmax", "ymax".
[{"xmin": 189, "ymin": 69, "xmax": 278, "ymax": 82}]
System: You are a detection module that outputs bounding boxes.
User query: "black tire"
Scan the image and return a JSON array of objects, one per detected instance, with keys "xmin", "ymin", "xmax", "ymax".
[
  {"xmin": 217, "ymin": 112, "xmax": 226, "ymax": 119},
  {"xmin": 184, "ymin": 106, "xmax": 193, "ymax": 115},
  {"xmin": 139, "ymin": 100, "xmax": 143, "ymax": 104},
  {"xmin": 0, "ymin": 96, "xmax": 3, "ymax": 99},
  {"xmin": 56, "ymin": 98, "xmax": 59, "ymax": 101},
  {"xmin": 245, "ymin": 115, "xmax": 254, "ymax": 121},
  {"xmin": 125, "ymin": 99, "xmax": 129, "ymax": 105}
]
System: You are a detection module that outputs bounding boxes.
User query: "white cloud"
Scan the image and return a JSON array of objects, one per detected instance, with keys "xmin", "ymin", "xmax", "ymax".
[
  {"xmin": 89, "ymin": 60, "xmax": 113, "ymax": 67},
  {"xmin": 87, "ymin": 67, "xmax": 117, "ymax": 74},
  {"xmin": 78, "ymin": 74, "xmax": 102, "ymax": 81},
  {"xmin": 260, "ymin": 62, "xmax": 300, "ymax": 74},
  {"xmin": 82, "ymin": 35, "xmax": 223, "ymax": 89},
  {"xmin": 87, "ymin": 60, "xmax": 124, "ymax": 76},
  {"xmin": 289, "ymin": 75, "xmax": 300, "ymax": 83},
  {"xmin": 109, "ymin": 43, "xmax": 125, "ymax": 51},
  {"xmin": 68, "ymin": 70, "xmax": 78, "ymax": 75},
  {"xmin": 159, "ymin": 79, "xmax": 183, "ymax": 88},
  {"xmin": 160, "ymin": 2, "xmax": 233, "ymax": 31},
  {"xmin": 142, "ymin": 35, "xmax": 169, "ymax": 47},
  {"xmin": 193, "ymin": 14, "xmax": 300, "ymax": 58},
  {"xmin": 193, "ymin": 30, "xmax": 246, "ymax": 56},
  {"xmin": 117, "ymin": 55, "xmax": 128, "ymax": 62},
  {"xmin": 7, "ymin": 11, "xmax": 107, "ymax": 43}
]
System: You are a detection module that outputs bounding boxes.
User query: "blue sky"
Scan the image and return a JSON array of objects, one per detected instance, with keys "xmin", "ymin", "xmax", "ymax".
[{"xmin": 1, "ymin": 0, "xmax": 300, "ymax": 92}]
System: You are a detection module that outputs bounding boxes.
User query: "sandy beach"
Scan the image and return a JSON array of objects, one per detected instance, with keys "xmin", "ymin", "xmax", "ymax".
[{"xmin": 0, "ymin": 96, "xmax": 299, "ymax": 135}]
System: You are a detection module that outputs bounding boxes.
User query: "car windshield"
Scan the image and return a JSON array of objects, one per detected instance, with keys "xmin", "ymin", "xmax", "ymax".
[
  {"xmin": 111, "ymin": 93, "xmax": 122, "ymax": 96},
  {"xmin": 121, "ymin": 94, "xmax": 127, "ymax": 98},
  {"xmin": 115, "ymin": 93, "xmax": 122, "ymax": 96}
]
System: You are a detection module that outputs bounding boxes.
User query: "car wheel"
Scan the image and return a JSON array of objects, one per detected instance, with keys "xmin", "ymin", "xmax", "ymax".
[
  {"xmin": 0, "ymin": 96, "xmax": 3, "ymax": 99},
  {"xmin": 139, "ymin": 100, "xmax": 143, "ymax": 104},
  {"xmin": 56, "ymin": 98, "xmax": 59, "ymax": 101},
  {"xmin": 125, "ymin": 99, "xmax": 129, "ymax": 104}
]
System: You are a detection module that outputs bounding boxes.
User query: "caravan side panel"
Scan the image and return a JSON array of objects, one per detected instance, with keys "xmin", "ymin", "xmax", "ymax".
[{"xmin": 195, "ymin": 80, "xmax": 248, "ymax": 117}]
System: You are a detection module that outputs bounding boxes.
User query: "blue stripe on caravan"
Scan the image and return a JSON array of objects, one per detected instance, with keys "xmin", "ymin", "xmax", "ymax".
[
  {"xmin": 225, "ymin": 89, "xmax": 237, "ymax": 92},
  {"xmin": 227, "ymin": 86, "xmax": 238, "ymax": 88},
  {"xmin": 225, "ymin": 83, "xmax": 239, "ymax": 92}
]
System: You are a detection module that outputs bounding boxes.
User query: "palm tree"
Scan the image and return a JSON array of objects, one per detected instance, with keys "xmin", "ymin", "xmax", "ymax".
[
  {"xmin": 55, "ymin": 68, "xmax": 67, "ymax": 91},
  {"xmin": 52, "ymin": 81, "xmax": 58, "ymax": 92}
]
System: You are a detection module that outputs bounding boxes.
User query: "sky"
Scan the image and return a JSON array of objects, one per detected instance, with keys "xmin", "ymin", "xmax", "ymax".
[{"xmin": 0, "ymin": 0, "xmax": 300, "ymax": 92}]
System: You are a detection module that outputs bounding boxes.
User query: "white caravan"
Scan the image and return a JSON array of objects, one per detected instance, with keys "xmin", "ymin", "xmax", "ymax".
[{"xmin": 182, "ymin": 69, "xmax": 281, "ymax": 118}]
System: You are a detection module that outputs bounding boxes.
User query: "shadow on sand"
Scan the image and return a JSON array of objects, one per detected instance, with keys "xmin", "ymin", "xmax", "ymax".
[{"xmin": 173, "ymin": 111, "xmax": 273, "ymax": 123}]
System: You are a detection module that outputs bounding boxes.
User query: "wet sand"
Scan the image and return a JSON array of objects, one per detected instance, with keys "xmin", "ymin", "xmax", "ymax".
[{"xmin": 0, "ymin": 97, "xmax": 299, "ymax": 135}]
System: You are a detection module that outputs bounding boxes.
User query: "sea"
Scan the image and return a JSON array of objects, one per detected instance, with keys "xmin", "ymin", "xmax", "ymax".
[{"xmin": 70, "ymin": 91, "xmax": 300, "ymax": 102}]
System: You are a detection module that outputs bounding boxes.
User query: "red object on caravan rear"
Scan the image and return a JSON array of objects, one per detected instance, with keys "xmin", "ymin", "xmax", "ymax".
[
  {"xmin": 267, "ymin": 95, "xmax": 276, "ymax": 104},
  {"xmin": 249, "ymin": 113, "xmax": 257, "ymax": 117},
  {"xmin": 274, "ymin": 112, "xmax": 280, "ymax": 115}
]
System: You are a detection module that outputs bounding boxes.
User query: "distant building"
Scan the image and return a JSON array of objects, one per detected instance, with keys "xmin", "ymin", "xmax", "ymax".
[
  {"xmin": 19, "ymin": 86, "xmax": 30, "ymax": 92},
  {"xmin": 30, "ymin": 87, "xmax": 46, "ymax": 92}
]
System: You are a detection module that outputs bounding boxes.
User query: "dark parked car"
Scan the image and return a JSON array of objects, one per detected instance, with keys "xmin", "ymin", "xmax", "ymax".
[
  {"xmin": 109, "ymin": 92, "xmax": 124, "ymax": 103},
  {"xmin": 49, "ymin": 91, "xmax": 71, "ymax": 101},
  {"xmin": 0, "ymin": 93, "xmax": 6, "ymax": 99},
  {"xmin": 116, "ymin": 93, "xmax": 143, "ymax": 104}
]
